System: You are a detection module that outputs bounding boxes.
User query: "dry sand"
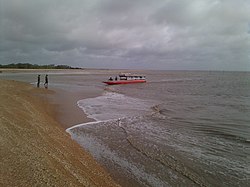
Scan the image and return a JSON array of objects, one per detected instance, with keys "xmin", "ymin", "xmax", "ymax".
[{"xmin": 0, "ymin": 79, "xmax": 120, "ymax": 187}]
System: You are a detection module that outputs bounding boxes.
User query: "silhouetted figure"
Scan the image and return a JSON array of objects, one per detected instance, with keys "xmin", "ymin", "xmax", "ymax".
[
  {"xmin": 115, "ymin": 76, "xmax": 118, "ymax": 81},
  {"xmin": 109, "ymin": 77, "xmax": 113, "ymax": 81},
  {"xmin": 37, "ymin": 75, "xmax": 40, "ymax": 88},
  {"xmin": 44, "ymin": 74, "xmax": 48, "ymax": 89}
]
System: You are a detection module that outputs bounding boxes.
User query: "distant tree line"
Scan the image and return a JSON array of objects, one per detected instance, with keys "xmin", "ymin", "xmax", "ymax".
[{"xmin": 0, "ymin": 63, "xmax": 82, "ymax": 69}]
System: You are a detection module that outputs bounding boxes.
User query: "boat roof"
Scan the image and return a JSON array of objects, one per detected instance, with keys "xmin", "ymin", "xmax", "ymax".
[{"xmin": 119, "ymin": 73, "xmax": 145, "ymax": 77}]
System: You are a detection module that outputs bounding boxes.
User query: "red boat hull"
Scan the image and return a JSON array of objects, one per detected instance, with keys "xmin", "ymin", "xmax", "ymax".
[{"xmin": 103, "ymin": 80, "xmax": 146, "ymax": 85}]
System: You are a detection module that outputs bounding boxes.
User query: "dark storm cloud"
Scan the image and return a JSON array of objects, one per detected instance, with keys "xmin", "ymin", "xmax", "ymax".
[{"xmin": 0, "ymin": 0, "xmax": 249, "ymax": 70}]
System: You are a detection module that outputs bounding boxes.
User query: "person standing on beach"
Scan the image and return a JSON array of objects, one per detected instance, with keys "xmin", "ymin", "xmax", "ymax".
[
  {"xmin": 44, "ymin": 74, "xmax": 48, "ymax": 89},
  {"xmin": 37, "ymin": 75, "xmax": 40, "ymax": 88}
]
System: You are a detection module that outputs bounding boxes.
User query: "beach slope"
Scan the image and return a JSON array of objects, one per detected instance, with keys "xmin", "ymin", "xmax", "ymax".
[{"xmin": 0, "ymin": 80, "xmax": 119, "ymax": 187}]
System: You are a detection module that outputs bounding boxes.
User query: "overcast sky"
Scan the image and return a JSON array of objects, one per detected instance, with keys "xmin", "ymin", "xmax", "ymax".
[{"xmin": 1, "ymin": 0, "xmax": 250, "ymax": 71}]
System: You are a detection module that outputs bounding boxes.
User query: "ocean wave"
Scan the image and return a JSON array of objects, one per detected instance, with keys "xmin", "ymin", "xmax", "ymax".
[{"xmin": 77, "ymin": 91, "xmax": 157, "ymax": 121}]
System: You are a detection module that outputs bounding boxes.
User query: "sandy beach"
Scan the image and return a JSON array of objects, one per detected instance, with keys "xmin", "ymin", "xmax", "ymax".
[{"xmin": 0, "ymin": 79, "xmax": 119, "ymax": 186}]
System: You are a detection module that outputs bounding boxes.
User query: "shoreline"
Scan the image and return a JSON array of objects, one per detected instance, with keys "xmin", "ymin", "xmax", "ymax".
[
  {"xmin": 0, "ymin": 79, "xmax": 119, "ymax": 186},
  {"xmin": 0, "ymin": 68, "xmax": 148, "ymax": 186},
  {"xmin": 42, "ymin": 86, "xmax": 97, "ymax": 129},
  {"xmin": 0, "ymin": 68, "xmax": 127, "ymax": 129}
]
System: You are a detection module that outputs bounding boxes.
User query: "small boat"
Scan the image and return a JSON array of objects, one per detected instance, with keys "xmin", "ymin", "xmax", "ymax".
[{"xmin": 103, "ymin": 73, "xmax": 146, "ymax": 85}]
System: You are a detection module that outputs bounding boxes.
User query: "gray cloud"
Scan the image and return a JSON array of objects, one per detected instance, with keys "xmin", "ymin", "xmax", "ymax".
[{"xmin": 0, "ymin": 0, "xmax": 250, "ymax": 70}]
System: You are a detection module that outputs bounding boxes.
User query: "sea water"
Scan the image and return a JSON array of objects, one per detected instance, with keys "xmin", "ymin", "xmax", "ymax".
[
  {"xmin": 2, "ymin": 70, "xmax": 249, "ymax": 186},
  {"xmin": 67, "ymin": 71, "xmax": 250, "ymax": 187}
]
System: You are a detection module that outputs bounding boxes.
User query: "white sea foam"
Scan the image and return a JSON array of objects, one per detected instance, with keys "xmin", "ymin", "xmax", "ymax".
[
  {"xmin": 77, "ymin": 92, "xmax": 156, "ymax": 122},
  {"xmin": 66, "ymin": 119, "xmax": 118, "ymax": 132},
  {"xmin": 66, "ymin": 91, "xmax": 156, "ymax": 136}
]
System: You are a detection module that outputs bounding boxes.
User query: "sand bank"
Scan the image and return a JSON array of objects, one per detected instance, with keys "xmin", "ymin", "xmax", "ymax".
[{"xmin": 0, "ymin": 80, "xmax": 119, "ymax": 186}]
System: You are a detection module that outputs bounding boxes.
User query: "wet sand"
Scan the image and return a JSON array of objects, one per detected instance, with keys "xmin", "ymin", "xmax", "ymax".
[
  {"xmin": 0, "ymin": 79, "xmax": 119, "ymax": 186},
  {"xmin": 43, "ymin": 87, "xmax": 97, "ymax": 129}
]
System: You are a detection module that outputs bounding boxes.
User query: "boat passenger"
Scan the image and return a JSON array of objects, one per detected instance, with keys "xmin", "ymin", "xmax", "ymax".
[
  {"xmin": 115, "ymin": 76, "xmax": 118, "ymax": 81},
  {"xmin": 109, "ymin": 77, "xmax": 113, "ymax": 81}
]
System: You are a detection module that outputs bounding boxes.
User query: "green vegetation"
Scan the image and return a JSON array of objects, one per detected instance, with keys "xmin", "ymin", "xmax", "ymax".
[{"xmin": 0, "ymin": 63, "xmax": 82, "ymax": 69}]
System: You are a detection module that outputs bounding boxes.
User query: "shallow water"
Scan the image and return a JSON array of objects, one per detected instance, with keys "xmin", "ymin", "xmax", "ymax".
[{"xmin": 67, "ymin": 71, "xmax": 250, "ymax": 187}]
